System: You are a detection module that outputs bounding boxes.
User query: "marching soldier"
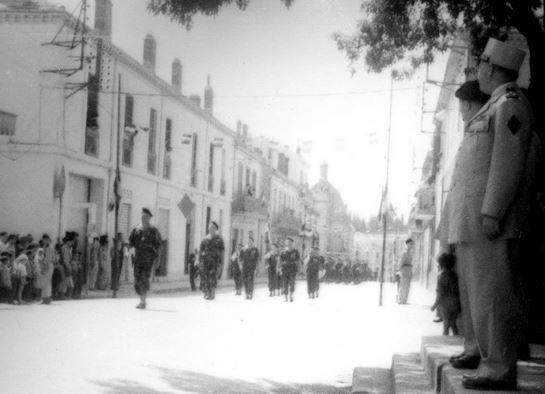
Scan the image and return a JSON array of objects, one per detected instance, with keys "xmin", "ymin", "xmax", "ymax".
[
  {"xmin": 230, "ymin": 243, "xmax": 243, "ymax": 295},
  {"xmin": 279, "ymin": 237, "xmax": 299, "ymax": 302},
  {"xmin": 241, "ymin": 235, "xmax": 259, "ymax": 299},
  {"xmin": 438, "ymin": 38, "xmax": 541, "ymax": 391},
  {"xmin": 264, "ymin": 243, "xmax": 279, "ymax": 297},
  {"xmin": 306, "ymin": 246, "xmax": 323, "ymax": 299},
  {"xmin": 128, "ymin": 208, "xmax": 162, "ymax": 309},
  {"xmin": 198, "ymin": 221, "xmax": 224, "ymax": 300}
]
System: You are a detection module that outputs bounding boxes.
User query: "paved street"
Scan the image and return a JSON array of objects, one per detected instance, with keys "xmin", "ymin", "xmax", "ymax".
[{"xmin": 0, "ymin": 282, "xmax": 438, "ymax": 394}]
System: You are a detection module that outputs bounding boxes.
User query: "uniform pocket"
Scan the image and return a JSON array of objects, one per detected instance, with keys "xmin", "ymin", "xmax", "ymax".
[{"xmin": 465, "ymin": 177, "xmax": 487, "ymax": 197}]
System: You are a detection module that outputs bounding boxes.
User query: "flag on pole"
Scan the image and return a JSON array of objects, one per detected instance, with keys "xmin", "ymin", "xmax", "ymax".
[
  {"xmin": 108, "ymin": 168, "xmax": 121, "ymax": 212},
  {"xmin": 378, "ymin": 187, "xmax": 390, "ymax": 223}
]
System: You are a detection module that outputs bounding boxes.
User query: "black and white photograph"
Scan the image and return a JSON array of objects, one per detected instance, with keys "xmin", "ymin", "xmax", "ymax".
[{"xmin": 1, "ymin": 0, "xmax": 545, "ymax": 393}]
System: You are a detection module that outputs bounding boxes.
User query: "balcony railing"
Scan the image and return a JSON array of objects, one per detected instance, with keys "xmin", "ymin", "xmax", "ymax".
[{"xmin": 232, "ymin": 193, "xmax": 268, "ymax": 216}]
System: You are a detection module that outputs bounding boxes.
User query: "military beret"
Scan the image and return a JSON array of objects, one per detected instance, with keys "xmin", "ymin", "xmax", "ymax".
[
  {"xmin": 0, "ymin": 231, "xmax": 7, "ymax": 237},
  {"xmin": 287, "ymin": 237, "xmax": 294, "ymax": 242},
  {"xmin": 455, "ymin": 80, "xmax": 490, "ymax": 103},
  {"xmin": 405, "ymin": 238, "xmax": 414, "ymax": 244},
  {"xmin": 142, "ymin": 207, "xmax": 153, "ymax": 217},
  {"xmin": 211, "ymin": 221, "xmax": 219, "ymax": 230},
  {"xmin": 42, "ymin": 233, "xmax": 51, "ymax": 240},
  {"xmin": 482, "ymin": 38, "xmax": 526, "ymax": 72}
]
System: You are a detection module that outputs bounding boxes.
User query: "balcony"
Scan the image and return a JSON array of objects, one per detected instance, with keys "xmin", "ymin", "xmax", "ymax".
[{"xmin": 232, "ymin": 193, "xmax": 268, "ymax": 217}]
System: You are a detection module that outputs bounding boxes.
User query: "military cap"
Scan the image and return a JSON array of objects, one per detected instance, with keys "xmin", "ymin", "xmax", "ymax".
[
  {"xmin": 210, "ymin": 221, "xmax": 219, "ymax": 230},
  {"xmin": 42, "ymin": 233, "xmax": 51, "ymax": 240},
  {"xmin": 287, "ymin": 237, "xmax": 294, "ymax": 242},
  {"xmin": 454, "ymin": 80, "xmax": 489, "ymax": 103},
  {"xmin": 482, "ymin": 38, "xmax": 526, "ymax": 72},
  {"xmin": 0, "ymin": 231, "xmax": 7, "ymax": 237},
  {"xmin": 405, "ymin": 238, "xmax": 414, "ymax": 244},
  {"xmin": 26, "ymin": 243, "xmax": 38, "ymax": 252},
  {"xmin": 142, "ymin": 207, "xmax": 153, "ymax": 217}
]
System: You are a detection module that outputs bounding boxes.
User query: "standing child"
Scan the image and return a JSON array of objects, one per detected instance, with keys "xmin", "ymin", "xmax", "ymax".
[{"xmin": 431, "ymin": 253, "xmax": 461, "ymax": 336}]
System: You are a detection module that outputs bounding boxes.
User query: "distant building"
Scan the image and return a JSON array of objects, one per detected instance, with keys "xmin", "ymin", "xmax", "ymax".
[
  {"xmin": 310, "ymin": 163, "xmax": 354, "ymax": 259},
  {"xmin": 353, "ymin": 231, "xmax": 406, "ymax": 281}
]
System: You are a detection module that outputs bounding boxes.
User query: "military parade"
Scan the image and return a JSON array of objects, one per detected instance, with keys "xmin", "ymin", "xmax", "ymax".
[{"xmin": 3, "ymin": 0, "xmax": 545, "ymax": 392}]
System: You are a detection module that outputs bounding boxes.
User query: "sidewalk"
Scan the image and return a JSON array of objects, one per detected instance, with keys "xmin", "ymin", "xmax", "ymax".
[{"xmin": 84, "ymin": 276, "xmax": 269, "ymax": 299}]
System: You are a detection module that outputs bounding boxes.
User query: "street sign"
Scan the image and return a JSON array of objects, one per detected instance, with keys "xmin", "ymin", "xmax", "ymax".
[{"xmin": 178, "ymin": 194, "xmax": 194, "ymax": 219}]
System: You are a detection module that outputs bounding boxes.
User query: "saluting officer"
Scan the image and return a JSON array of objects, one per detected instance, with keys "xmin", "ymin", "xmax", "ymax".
[
  {"xmin": 280, "ymin": 237, "xmax": 299, "ymax": 302},
  {"xmin": 264, "ymin": 243, "xmax": 279, "ymax": 297},
  {"xmin": 438, "ymin": 38, "xmax": 541, "ymax": 391},
  {"xmin": 199, "ymin": 221, "xmax": 224, "ymax": 300},
  {"xmin": 241, "ymin": 236, "xmax": 259, "ymax": 300},
  {"xmin": 128, "ymin": 208, "xmax": 162, "ymax": 309}
]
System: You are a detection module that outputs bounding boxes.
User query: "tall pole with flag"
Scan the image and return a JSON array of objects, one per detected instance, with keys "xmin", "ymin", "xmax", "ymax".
[
  {"xmin": 379, "ymin": 74, "xmax": 394, "ymax": 306},
  {"xmin": 113, "ymin": 74, "xmax": 122, "ymax": 277}
]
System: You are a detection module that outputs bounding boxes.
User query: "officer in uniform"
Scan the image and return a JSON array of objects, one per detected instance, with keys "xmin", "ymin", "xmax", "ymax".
[
  {"xmin": 279, "ymin": 237, "xmax": 299, "ymax": 302},
  {"xmin": 396, "ymin": 238, "xmax": 414, "ymax": 304},
  {"xmin": 198, "ymin": 221, "xmax": 224, "ymax": 300},
  {"xmin": 241, "ymin": 235, "xmax": 259, "ymax": 299},
  {"xmin": 128, "ymin": 208, "xmax": 162, "ymax": 309},
  {"xmin": 438, "ymin": 38, "xmax": 541, "ymax": 391},
  {"xmin": 229, "ymin": 243, "xmax": 243, "ymax": 295},
  {"xmin": 306, "ymin": 246, "xmax": 323, "ymax": 299},
  {"xmin": 264, "ymin": 243, "xmax": 279, "ymax": 297}
]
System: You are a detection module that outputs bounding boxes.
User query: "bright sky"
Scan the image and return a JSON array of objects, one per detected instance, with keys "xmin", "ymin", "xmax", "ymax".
[{"xmin": 55, "ymin": 0, "xmax": 447, "ymax": 219}]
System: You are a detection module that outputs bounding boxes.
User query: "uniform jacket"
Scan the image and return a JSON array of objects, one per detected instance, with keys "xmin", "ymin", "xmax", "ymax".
[
  {"xmin": 280, "ymin": 248, "xmax": 299, "ymax": 275},
  {"xmin": 199, "ymin": 235, "xmax": 224, "ymax": 268},
  {"xmin": 129, "ymin": 226, "xmax": 162, "ymax": 264},
  {"xmin": 439, "ymin": 82, "xmax": 541, "ymax": 244}
]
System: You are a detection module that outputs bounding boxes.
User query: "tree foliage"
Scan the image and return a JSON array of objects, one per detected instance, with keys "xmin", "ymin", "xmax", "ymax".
[{"xmin": 148, "ymin": 0, "xmax": 293, "ymax": 29}]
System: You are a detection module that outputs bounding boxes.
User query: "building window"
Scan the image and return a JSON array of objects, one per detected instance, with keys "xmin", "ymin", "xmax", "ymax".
[
  {"xmin": 163, "ymin": 118, "xmax": 172, "ymax": 180},
  {"xmin": 147, "ymin": 108, "xmax": 157, "ymax": 174},
  {"xmin": 122, "ymin": 94, "xmax": 135, "ymax": 167},
  {"xmin": 251, "ymin": 171, "xmax": 257, "ymax": 194},
  {"xmin": 0, "ymin": 110, "xmax": 16, "ymax": 136},
  {"xmin": 191, "ymin": 133, "xmax": 198, "ymax": 187},
  {"xmin": 205, "ymin": 206, "xmax": 211, "ymax": 234},
  {"xmin": 220, "ymin": 149, "xmax": 226, "ymax": 196},
  {"xmin": 219, "ymin": 209, "xmax": 224, "ymax": 234},
  {"xmin": 208, "ymin": 143, "xmax": 215, "ymax": 192},
  {"xmin": 84, "ymin": 127, "xmax": 99, "ymax": 157}
]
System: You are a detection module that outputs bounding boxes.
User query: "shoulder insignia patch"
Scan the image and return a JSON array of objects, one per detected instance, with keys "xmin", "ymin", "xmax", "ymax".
[
  {"xmin": 505, "ymin": 87, "xmax": 519, "ymax": 100},
  {"xmin": 507, "ymin": 115, "xmax": 522, "ymax": 135}
]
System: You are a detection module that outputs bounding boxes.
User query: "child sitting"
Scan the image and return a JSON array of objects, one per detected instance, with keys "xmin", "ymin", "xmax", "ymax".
[{"xmin": 431, "ymin": 253, "xmax": 461, "ymax": 336}]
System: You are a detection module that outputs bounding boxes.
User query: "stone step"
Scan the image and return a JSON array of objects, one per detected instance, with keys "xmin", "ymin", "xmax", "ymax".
[
  {"xmin": 392, "ymin": 353, "xmax": 434, "ymax": 394},
  {"xmin": 419, "ymin": 336, "xmax": 545, "ymax": 394},
  {"xmin": 351, "ymin": 367, "xmax": 392, "ymax": 394}
]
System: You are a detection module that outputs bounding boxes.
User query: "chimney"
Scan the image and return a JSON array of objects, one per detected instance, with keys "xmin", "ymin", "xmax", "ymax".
[
  {"xmin": 320, "ymin": 162, "xmax": 328, "ymax": 180},
  {"xmin": 172, "ymin": 58, "xmax": 182, "ymax": 93},
  {"xmin": 204, "ymin": 75, "xmax": 214, "ymax": 114},
  {"xmin": 143, "ymin": 34, "xmax": 156, "ymax": 73},
  {"xmin": 95, "ymin": 0, "xmax": 112, "ymax": 39},
  {"xmin": 242, "ymin": 124, "xmax": 248, "ymax": 139},
  {"xmin": 189, "ymin": 94, "xmax": 201, "ymax": 108}
]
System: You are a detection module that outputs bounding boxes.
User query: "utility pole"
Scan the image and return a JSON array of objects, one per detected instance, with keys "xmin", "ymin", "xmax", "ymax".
[
  {"xmin": 113, "ymin": 74, "xmax": 122, "ymax": 290},
  {"xmin": 379, "ymin": 74, "xmax": 394, "ymax": 306}
]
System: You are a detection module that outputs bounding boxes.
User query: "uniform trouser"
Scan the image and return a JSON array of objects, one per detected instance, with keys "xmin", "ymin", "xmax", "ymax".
[
  {"xmin": 276, "ymin": 273, "xmax": 282, "ymax": 290},
  {"xmin": 307, "ymin": 271, "xmax": 319, "ymax": 294},
  {"xmin": 111, "ymin": 259, "xmax": 123, "ymax": 291},
  {"xmin": 267, "ymin": 269, "xmax": 277, "ymax": 292},
  {"xmin": 232, "ymin": 269, "xmax": 242, "ymax": 291},
  {"xmin": 243, "ymin": 268, "xmax": 255, "ymax": 295},
  {"xmin": 133, "ymin": 262, "xmax": 153, "ymax": 296},
  {"xmin": 201, "ymin": 265, "xmax": 218, "ymax": 293},
  {"xmin": 397, "ymin": 270, "xmax": 412, "ymax": 304},
  {"xmin": 189, "ymin": 268, "xmax": 197, "ymax": 291},
  {"xmin": 456, "ymin": 240, "xmax": 522, "ymax": 381},
  {"xmin": 87, "ymin": 262, "xmax": 98, "ymax": 290},
  {"xmin": 282, "ymin": 271, "xmax": 296, "ymax": 295}
]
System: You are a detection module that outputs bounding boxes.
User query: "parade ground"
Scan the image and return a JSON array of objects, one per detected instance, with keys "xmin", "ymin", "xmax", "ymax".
[{"xmin": 0, "ymin": 282, "xmax": 438, "ymax": 394}]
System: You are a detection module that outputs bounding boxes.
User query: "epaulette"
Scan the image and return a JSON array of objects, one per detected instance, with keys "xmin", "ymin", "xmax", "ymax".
[{"xmin": 505, "ymin": 87, "xmax": 519, "ymax": 100}]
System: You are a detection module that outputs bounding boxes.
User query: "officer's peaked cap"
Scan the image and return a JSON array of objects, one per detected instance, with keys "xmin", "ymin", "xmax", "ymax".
[
  {"xmin": 482, "ymin": 38, "xmax": 526, "ymax": 72},
  {"xmin": 210, "ymin": 221, "xmax": 219, "ymax": 230}
]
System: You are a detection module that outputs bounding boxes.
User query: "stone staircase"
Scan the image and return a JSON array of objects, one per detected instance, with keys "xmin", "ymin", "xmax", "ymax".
[{"xmin": 352, "ymin": 336, "xmax": 545, "ymax": 394}]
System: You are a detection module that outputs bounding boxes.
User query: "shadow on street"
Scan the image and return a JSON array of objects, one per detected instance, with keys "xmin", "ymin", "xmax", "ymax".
[{"xmin": 91, "ymin": 367, "xmax": 350, "ymax": 394}]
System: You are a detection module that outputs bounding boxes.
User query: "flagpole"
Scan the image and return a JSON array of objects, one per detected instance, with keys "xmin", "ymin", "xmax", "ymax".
[
  {"xmin": 114, "ymin": 74, "xmax": 122, "ymax": 289},
  {"xmin": 379, "ymin": 74, "xmax": 394, "ymax": 306}
]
